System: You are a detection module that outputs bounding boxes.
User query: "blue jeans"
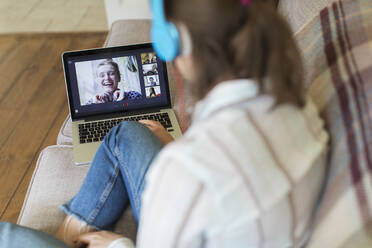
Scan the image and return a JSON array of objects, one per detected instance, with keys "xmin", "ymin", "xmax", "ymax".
[
  {"xmin": 61, "ymin": 121, "xmax": 163, "ymax": 229},
  {"xmin": 0, "ymin": 122, "xmax": 162, "ymax": 247}
]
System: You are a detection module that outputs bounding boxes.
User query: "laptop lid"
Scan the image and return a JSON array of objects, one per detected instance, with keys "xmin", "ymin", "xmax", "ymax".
[{"xmin": 62, "ymin": 43, "xmax": 172, "ymax": 121}]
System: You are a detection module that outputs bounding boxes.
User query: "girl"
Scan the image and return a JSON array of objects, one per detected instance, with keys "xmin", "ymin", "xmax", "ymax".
[
  {"xmin": 56, "ymin": 0, "xmax": 329, "ymax": 246},
  {"xmin": 1, "ymin": 0, "xmax": 328, "ymax": 247}
]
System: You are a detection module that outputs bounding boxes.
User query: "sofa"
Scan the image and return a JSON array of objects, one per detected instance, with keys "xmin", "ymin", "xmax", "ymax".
[{"xmin": 17, "ymin": 0, "xmax": 372, "ymax": 247}]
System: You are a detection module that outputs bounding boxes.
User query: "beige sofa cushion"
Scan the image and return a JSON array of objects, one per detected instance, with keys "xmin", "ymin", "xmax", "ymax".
[
  {"xmin": 17, "ymin": 145, "xmax": 137, "ymax": 241},
  {"xmin": 57, "ymin": 115, "xmax": 72, "ymax": 145}
]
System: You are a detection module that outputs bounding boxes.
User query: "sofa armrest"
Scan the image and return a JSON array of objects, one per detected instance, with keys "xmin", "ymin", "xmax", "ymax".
[
  {"xmin": 104, "ymin": 19, "xmax": 151, "ymax": 47},
  {"xmin": 57, "ymin": 115, "xmax": 72, "ymax": 145}
]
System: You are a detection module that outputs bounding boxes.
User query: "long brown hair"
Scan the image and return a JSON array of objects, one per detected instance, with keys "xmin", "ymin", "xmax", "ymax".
[{"xmin": 165, "ymin": 0, "xmax": 305, "ymax": 107}]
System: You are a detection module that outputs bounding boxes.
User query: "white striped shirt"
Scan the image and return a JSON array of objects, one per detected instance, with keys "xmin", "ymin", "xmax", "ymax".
[{"xmin": 112, "ymin": 79, "xmax": 329, "ymax": 248}]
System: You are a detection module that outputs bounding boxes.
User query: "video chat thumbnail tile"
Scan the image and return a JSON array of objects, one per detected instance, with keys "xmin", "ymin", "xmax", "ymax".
[
  {"xmin": 145, "ymin": 86, "xmax": 161, "ymax": 98},
  {"xmin": 141, "ymin": 52, "xmax": 157, "ymax": 64},
  {"xmin": 144, "ymin": 75, "xmax": 160, "ymax": 87},
  {"xmin": 142, "ymin": 63, "xmax": 158, "ymax": 76}
]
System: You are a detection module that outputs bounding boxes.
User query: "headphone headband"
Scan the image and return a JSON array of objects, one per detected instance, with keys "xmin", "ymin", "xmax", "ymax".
[
  {"xmin": 151, "ymin": 0, "xmax": 166, "ymax": 23},
  {"xmin": 151, "ymin": 0, "xmax": 181, "ymax": 61}
]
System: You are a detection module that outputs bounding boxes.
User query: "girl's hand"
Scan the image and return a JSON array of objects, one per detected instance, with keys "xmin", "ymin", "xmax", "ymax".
[
  {"xmin": 75, "ymin": 231, "xmax": 123, "ymax": 248},
  {"xmin": 113, "ymin": 89, "xmax": 123, "ymax": 101},
  {"xmin": 95, "ymin": 92, "xmax": 113, "ymax": 103},
  {"xmin": 139, "ymin": 120, "xmax": 174, "ymax": 146}
]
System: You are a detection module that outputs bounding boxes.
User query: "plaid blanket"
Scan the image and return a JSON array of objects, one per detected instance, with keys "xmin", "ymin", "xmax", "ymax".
[{"xmin": 294, "ymin": 0, "xmax": 372, "ymax": 246}]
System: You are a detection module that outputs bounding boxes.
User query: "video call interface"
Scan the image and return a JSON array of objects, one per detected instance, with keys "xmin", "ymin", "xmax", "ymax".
[{"xmin": 66, "ymin": 49, "xmax": 169, "ymax": 119}]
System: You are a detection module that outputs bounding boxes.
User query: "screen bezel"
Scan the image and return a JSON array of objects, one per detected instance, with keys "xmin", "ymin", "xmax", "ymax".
[{"xmin": 62, "ymin": 43, "xmax": 172, "ymax": 121}]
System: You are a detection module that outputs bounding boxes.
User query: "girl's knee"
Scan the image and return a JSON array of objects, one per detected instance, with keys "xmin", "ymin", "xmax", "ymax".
[
  {"xmin": 115, "ymin": 121, "xmax": 149, "ymax": 139},
  {"xmin": 118, "ymin": 121, "xmax": 145, "ymax": 131},
  {"xmin": 104, "ymin": 121, "xmax": 152, "ymax": 148}
]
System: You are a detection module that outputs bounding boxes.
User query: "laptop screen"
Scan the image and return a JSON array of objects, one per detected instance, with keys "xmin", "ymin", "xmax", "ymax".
[{"xmin": 62, "ymin": 43, "xmax": 171, "ymax": 120}]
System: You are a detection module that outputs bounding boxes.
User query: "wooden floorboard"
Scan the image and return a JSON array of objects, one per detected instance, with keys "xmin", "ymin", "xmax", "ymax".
[
  {"xmin": 0, "ymin": 36, "xmax": 18, "ymax": 62},
  {"xmin": 1, "ymin": 105, "xmax": 70, "ymax": 223},
  {"xmin": 0, "ymin": 32, "xmax": 107, "ymax": 223}
]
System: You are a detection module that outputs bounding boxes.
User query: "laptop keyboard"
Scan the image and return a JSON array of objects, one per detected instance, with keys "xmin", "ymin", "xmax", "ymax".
[{"xmin": 78, "ymin": 113, "xmax": 173, "ymax": 144}]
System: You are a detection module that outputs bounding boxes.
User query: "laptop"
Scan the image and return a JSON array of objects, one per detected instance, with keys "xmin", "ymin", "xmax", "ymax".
[{"xmin": 62, "ymin": 43, "xmax": 183, "ymax": 165}]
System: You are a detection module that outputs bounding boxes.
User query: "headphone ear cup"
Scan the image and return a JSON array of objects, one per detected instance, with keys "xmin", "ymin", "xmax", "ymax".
[{"xmin": 152, "ymin": 22, "xmax": 181, "ymax": 61}]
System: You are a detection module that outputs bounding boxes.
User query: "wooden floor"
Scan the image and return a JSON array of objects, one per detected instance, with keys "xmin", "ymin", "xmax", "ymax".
[
  {"xmin": 0, "ymin": 32, "xmax": 107, "ymax": 223},
  {"xmin": 0, "ymin": 0, "xmax": 108, "ymax": 33}
]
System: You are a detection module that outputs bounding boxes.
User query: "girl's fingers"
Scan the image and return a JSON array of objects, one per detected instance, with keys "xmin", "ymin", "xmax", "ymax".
[{"xmin": 139, "ymin": 120, "xmax": 161, "ymax": 127}]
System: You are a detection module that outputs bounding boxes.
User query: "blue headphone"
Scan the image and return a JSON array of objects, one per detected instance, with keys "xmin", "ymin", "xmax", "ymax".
[{"xmin": 150, "ymin": 0, "xmax": 181, "ymax": 61}]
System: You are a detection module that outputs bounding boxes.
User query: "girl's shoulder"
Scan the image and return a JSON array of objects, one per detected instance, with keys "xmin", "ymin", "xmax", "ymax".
[{"xmin": 157, "ymin": 96, "xmax": 328, "ymax": 184}]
